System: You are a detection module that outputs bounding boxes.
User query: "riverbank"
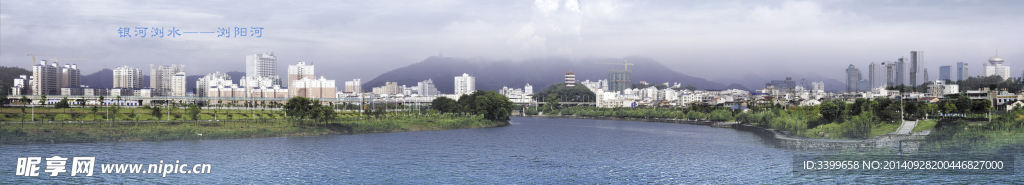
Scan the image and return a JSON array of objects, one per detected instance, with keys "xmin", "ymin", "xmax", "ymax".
[
  {"xmin": 521, "ymin": 115, "xmax": 929, "ymax": 152},
  {"xmin": 0, "ymin": 116, "xmax": 509, "ymax": 145}
]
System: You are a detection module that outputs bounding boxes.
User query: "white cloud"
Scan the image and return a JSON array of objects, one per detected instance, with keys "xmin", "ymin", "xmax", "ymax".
[
  {"xmin": 507, "ymin": 0, "xmax": 582, "ymax": 57},
  {"xmin": 533, "ymin": 0, "xmax": 561, "ymax": 14}
]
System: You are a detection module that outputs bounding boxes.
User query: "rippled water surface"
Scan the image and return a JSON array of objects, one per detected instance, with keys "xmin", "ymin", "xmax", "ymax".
[{"xmin": 2, "ymin": 117, "xmax": 1021, "ymax": 183}]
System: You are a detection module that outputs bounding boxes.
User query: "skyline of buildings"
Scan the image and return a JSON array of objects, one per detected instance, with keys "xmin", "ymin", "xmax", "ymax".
[
  {"xmin": 8, "ymin": 49, "xmax": 1019, "ymax": 104},
  {"xmin": 844, "ymin": 51, "xmax": 1016, "ymax": 95}
]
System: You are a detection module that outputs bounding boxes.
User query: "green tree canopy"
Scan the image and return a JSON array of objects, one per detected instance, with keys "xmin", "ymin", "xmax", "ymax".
[
  {"xmin": 55, "ymin": 97, "xmax": 71, "ymax": 108},
  {"xmin": 532, "ymin": 83, "xmax": 595, "ymax": 103},
  {"xmin": 430, "ymin": 97, "xmax": 458, "ymax": 114}
]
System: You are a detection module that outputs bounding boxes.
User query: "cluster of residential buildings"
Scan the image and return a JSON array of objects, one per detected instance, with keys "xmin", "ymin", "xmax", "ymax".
[
  {"xmin": 364, "ymin": 72, "xmax": 537, "ymax": 102},
  {"xmin": 11, "ymin": 52, "xmax": 348, "ymax": 105}
]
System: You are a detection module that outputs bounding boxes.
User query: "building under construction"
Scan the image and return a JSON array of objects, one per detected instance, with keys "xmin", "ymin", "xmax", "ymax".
[{"xmin": 608, "ymin": 70, "xmax": 631, "ymax": 93}]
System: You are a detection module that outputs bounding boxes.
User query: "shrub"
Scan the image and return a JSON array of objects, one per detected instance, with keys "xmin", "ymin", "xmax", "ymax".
[
  {"xmin": 709, "ymin": 109, "xmax": 733, "ymax": 121},
  {"xmin": 842, "ymin": 113, "xmax": 874, "ymax": 139}
]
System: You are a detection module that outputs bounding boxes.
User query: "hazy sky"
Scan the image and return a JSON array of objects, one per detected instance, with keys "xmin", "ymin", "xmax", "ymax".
[{"xmin": 1, "ymin": 0, "xmax": 1021, "ymax": 85}]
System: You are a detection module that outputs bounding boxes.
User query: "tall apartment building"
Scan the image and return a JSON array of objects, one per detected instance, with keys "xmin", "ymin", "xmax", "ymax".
[
  {"xmin": 196, "ymin": 71, "xmax": 232, "ymax": 97},
  {"xmin": 524, "ymin": 83, "xmax": 533, "ymax": 95},
  {"xmin": 417, "ymin": 79, "xmax": 438, "ymax": 96},
  {"xmin": 171, "ymin": 72, "xmax": 187, "ymax": 96},
  {"xmin": 287, "ymin": 61, "xmax": 315, "ymax": 97},
  {"xmin": 910, "ymin": 51, "xmax": 923, "ymax": 86},
  {"xmin": 846, "ymin": 64, "xmax": 861, "ymax": 92},
  {"xmin": 32, "ymin": 60, "xmax": 60, "ymax": 95},
  {"xmin": 150, "ymin": 64, "xmax": 185, "ymax": 96},
  {"xmin": 345, "ymin": 79, "xmax": 362, "ymax": 93},
  {"xmin": 454, "ymin": 73, "xmax": 475, "ymax": 94},
  {"xmin": 113, "ymin": 65, "xmax": 144, "ymax": 89},
  {"xmin": 245, "ymin": 52, "xmax": 281, "ymax": 86},
  {"xmin": 60, "ymin": 64, "xmax": 81, "ymax": 88},
  {"xmin": 564, "ymin": 70, "xmax": 576, "ymax": 86},
  {"xmin": 939, "ymin": 65, "xmax": 952, "ymax": 81},
  {"xmin": 372, "ymin": 82, "xmax": 401, "ymax": 95}
]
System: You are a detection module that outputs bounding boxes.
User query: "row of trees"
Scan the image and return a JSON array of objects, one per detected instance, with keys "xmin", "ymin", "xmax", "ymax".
[
  {"xmin": 431, "ymin": 90, "xmax": 514, "ymax": 121},
  {"xmin": 819, "ymin": 96, "xmax": 990, "ymax": 127}
]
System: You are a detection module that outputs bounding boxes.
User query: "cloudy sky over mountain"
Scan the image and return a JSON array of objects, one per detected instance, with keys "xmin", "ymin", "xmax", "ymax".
[{"xmin": 1, "ymin": 0, "xmax": 1021, "ymax": 85}]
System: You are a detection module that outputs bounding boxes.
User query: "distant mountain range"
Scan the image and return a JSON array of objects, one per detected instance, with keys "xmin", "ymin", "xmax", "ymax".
[{"xmin": 362, "ymin": 56, "xmax": 746, "ymax": 94}]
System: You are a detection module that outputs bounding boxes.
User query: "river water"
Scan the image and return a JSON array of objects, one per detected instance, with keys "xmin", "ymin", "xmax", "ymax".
[{"xmin": 2, "ymin": 117, "xmax": 1021, "ymax": 183}]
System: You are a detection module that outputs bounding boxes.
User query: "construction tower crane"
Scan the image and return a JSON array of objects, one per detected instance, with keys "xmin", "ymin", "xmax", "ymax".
[
  {"xmin": 26, "ymin": 52, "xmax": 51, "ymax": 67},
  {"xmin": 48, "ymin": 58, "xmax": 89, "ymax": 63},
  {"xmin": 597, "ymin": 60, "xmax": 634, "ymax": 71}
]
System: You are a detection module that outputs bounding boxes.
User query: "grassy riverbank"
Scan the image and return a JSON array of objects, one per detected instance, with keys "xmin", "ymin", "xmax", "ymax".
[{"xmin": 0, "ymin": 114, "xmax": 508, "ymax": 145}]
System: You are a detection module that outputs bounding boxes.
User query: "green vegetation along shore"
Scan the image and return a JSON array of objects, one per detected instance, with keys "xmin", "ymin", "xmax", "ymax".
[
  {"xmin": 529, "ymin": 97, "xmax": 1023, "ymax": 153},
  {"xmin": 0, "ymin": 112, "xmax": 507, "ymax": 145},
  {"xmin": 0, "ymin": 94, "xmax": 515, "ymax": 145}
]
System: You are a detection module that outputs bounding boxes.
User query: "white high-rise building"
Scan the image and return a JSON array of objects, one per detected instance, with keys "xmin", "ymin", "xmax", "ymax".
[
  {"xmin": 196, "ymin": 71, "xmax": 232, "ymax": 97},
  {"xmin": 417, "ymin": 79, "xmax": 438, "ymax": 96},
  {"xmin": 12, "ymin": 75, "xmax": 31, "ymax": 95},
  {"xmin": 454, "ymin": 73, "xmax": 475, "ymax": 94},
  {"xmin": 287, "ymin": 61, "xmax": 316, "ymax": 97},
  {"xmin": 287, "ymin": 61, "xmax": 314, "ymax": 83},
  {"xmin": 984, "ymin": 54, "xmax": 1010, "ymax": 80},
  {"xmin": 245, "ymin": 52, "xmax": 281, "ymax": 86},
  {"xmin": 113, "ymin": 65, "xmax": 143, "ymax": 89},
  {"xmin": 811, "ymin": 81, "xmax": 825, "ymax": 93},
  {"xmin": 171, "ymin": 72, "xmax": 187, "ymax": 96},
  {"xmin": 60, "ymin": 64, "xmax": 81, "ymax": 88},
  {"xmin": 868, "ymin": 62, "xmax": 883, "ymax": 89},
  {"xmin": 525, "ymin": 83, "xmax": 533, "ymax": 95},
  {"xmin": 31, "ymin": 60, "xmax": 60, "ymax": 95},
  {"xmin": 150, "ymin": 64, "xmax": 185, "ymax": 96},
  {"xmin": 345, "ymin": 79, "xmax": 362, "ymax": 93}
]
